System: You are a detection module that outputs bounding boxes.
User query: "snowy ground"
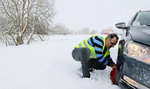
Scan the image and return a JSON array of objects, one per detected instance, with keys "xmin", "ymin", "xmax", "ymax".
[{"xmin": 0, "ymin": 35, "xmax": 120, "ymax": 89}]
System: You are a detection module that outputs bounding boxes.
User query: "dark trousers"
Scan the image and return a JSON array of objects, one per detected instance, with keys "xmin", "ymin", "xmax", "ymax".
[
  {"xmin": 72, "ymin": 48, "xmax": 91, "ymax": 77},
  {"xmin": 72, "ymin": 48, "xmax": 106, "ymax": 78}
]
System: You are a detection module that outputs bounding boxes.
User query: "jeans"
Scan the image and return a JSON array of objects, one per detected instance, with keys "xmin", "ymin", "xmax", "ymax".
[
  {"xmin": 72, "ymin": 48, "xmax": 91, "ymax": 78},
  {"xmin": 72, "ymin": 48, "xmax": 106, "ymax": 78}
]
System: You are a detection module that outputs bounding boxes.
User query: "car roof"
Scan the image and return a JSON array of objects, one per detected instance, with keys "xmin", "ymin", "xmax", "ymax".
[{"xmin": 138, "ymin": 10, "xmax": 150, "ymax": 12}]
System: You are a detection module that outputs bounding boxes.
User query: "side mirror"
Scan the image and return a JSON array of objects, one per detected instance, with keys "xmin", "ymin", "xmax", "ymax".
[
  {"xmin": 115, "ymin": 22, "xmax": 129, "ymax": 29},
  {"xmin": 115, "ymin": 22, "xmax": 130, "ymax": 36}
]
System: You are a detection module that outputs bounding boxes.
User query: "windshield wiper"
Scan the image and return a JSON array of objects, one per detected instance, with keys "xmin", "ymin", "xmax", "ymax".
[
  {"xmin": 139, "ymin": 24, "xmax": 150, "ymax": 26},
  {"xmin": 145, "ymin": 24, "xmax": 150, "ymax": 26}
]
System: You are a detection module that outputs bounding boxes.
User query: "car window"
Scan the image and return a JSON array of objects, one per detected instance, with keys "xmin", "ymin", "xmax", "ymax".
[{"xmin": 132, "ymin": 11, "xmax": 150, "ymax": 26}]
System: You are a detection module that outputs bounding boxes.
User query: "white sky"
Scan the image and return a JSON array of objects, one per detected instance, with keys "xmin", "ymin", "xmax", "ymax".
[{"xmin": 54, "ymin": 0, "xmax": 150, "ymax": 31}]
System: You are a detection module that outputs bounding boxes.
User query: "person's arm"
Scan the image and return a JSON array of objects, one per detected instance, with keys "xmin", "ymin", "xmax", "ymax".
[
  {"xmin": 89, "ymin": 36, "xmax": 116, "ymax": 68},
  {"xmin": 105, "ymin": 55, "xmax": 116, "ymax": 69},
  {"xmin": 88, "ymin": 36, "xmax": 106, "ymax": 64}
]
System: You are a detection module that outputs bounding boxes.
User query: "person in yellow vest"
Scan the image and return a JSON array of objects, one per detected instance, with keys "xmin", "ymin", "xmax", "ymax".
[{"xmin": 72, "ymin": 33, "xmax": 119, "ymax": 78}]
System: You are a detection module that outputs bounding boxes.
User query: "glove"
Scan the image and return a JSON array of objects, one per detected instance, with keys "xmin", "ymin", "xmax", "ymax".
[{"xmin": 110, "ymin": 63, "xmax": 117, "ymax": 69}]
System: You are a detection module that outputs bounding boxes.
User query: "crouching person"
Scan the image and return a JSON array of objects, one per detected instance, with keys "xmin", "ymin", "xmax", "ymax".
[{"xmin": 72, "ymin": 33, "xmax": 118, "ymax": 78}]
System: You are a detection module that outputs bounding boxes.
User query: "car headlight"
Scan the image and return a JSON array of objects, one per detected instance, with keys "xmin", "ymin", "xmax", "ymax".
[{"xmin": 124, "ymin": 42, "xmax": 150, "ymax": 64}]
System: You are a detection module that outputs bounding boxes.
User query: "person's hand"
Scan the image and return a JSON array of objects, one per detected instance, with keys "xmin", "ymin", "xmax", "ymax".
[{"xmin": 110, "ymin": 63, "xmax": 117, "ymax": 69}]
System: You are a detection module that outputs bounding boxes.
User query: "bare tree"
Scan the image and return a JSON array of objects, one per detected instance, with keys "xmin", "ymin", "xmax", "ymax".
[
  {"xmin": 50, "ymin": 23, "xmax": 71, "ymax": 35},
  {"xmin": 78, "ymin": 27, "xmax": 91, "ymax": 34},
  {"xmin": 0, "ymin": 0, "xmax": 55, "ymax": 46}
]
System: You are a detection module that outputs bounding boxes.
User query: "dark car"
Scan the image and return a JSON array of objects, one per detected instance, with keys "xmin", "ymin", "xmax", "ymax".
[{"xmin": 112, "ymin": 10, "xmax": 150, "ymax": 89}]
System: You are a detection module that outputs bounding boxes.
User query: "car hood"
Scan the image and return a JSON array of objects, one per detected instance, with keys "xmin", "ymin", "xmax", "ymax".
[{"xmin": 130, "ymin": 26, "xmax": 150, "ymax": 46}]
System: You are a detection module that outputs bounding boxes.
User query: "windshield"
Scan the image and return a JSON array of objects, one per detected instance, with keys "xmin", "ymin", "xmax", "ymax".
[{"xmin": 132, "ymin": 11, "xmax": 150, "ymax": 26}]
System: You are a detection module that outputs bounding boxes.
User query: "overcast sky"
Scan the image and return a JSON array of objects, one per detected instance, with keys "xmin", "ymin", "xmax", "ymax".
[{"xmin": 53, "ymin": 0, "xmax": 150, "ymax": 31}]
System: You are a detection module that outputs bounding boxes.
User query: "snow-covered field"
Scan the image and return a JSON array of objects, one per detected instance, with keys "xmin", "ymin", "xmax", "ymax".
[{"xmin": 0, "ymin": 35, "xmax": 120, "ymax": 89}]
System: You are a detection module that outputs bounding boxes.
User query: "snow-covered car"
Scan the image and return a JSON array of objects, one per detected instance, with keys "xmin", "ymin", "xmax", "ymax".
[{"xmin": 111, "ymin": 10, "xmax": 150, "ymax": 89}]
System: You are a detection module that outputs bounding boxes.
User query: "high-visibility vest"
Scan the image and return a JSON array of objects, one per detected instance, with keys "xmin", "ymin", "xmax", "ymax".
[{"xmin": 75, "ymin": 35, "xmax": 110, "ymax": 59}]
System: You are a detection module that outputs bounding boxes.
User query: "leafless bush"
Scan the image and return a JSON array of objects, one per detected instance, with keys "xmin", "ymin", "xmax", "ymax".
[
  {"xmin": 78, "ymin": 27, "xmax": 98, "ymax": 34},
  {"xmin": 50, "ymin": 23, "xmax": 71, "ymax": 35}
]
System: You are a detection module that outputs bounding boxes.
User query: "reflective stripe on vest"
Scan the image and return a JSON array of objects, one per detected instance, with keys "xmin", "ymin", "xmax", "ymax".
[
  {"xmin": 75, "ymin": 35, "xmax": 110, "ymax": 59},
  {"xmin": 75, "ymin": 38, "xmax": 95, "ymax": 58}
]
